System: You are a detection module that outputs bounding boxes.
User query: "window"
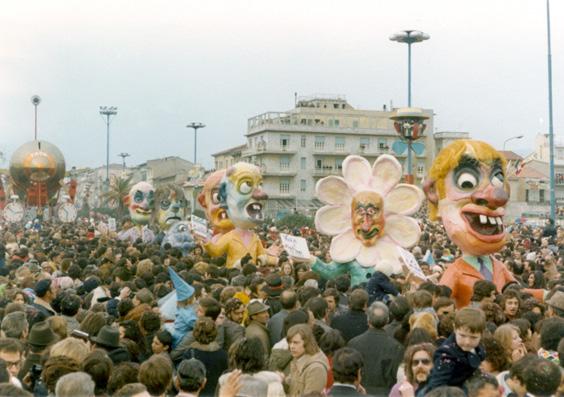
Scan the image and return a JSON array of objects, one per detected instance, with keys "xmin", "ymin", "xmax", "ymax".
[
  {"xmin": 301, "ymin": 135, "xmax": 307, "ymax": 148},
  {"xmin": 360, "ymin": 137, "xmax": 369, "ymax": 150},
  {"xmin": 316, "ymin": 159, "xmax": 323, "ymax": 169},
  {"xmin": 315, "ymin": 136, "xmax": 325, "ymax": 150},
  {"xmin": 300, "ymin": 157, "xmax": 306, "ymax": 170},
  {"xmin": 352, "ymin": 120, "xmax": 359, "ymax": 128},
  {"xmin": 280, "ymin": 179, "xmax": 290, "ymax": 193},
  {"xmin": 417, "ymin": 164, "xmax": 425, "ymax": 176},
  {"xmin": 540, "ymin": 190, "xmax": 545, "ymax": 203},
  {"xmin": 300, "ymin": 179, "xmax": 306, "ymax": 192},
  {"xmin": 335, "ymin": 136, "xmax": 345, "ymax": 150},
  {"xmin": 335, "ymin": 158, "xmax": 343, "ymax": 170},
  {"xmin": 334, "ymin": 119, "xmax": 340, "ymax": 127},
  {"xmin": 378, "ymin": 139, "xmax": 388, "ymax": 150},
  {"xmin": 280, "ymin": 156, "xmax": 290, "ymax": 169},
  {"xmin": 280, "ymin": 135, "xmax": 290, "ymax": 149}
]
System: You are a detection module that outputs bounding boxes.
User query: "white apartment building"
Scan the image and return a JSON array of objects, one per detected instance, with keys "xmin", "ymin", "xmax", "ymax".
[{"xmin": 214, "ymin": 96, "xmax": 435, "ymax": 218}]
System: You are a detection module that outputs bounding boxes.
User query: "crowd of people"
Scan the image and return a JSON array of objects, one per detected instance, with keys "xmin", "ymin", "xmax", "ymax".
[{"xmin": 0, "ymin": 211, "xmax": 561, "ymax": 397}]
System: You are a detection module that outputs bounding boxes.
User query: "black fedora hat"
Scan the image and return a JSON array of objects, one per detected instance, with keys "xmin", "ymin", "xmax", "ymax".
[
  {"xmin": 90, "ymin": 325, "xmax": 120, "ymax": 349},
  {"xmin": 28, "ymin": 321, "xmax": 58, "ymax": 348},
  {"xmin": 263, "ymin": 275, "xmax": 284, "ymax": 297}
]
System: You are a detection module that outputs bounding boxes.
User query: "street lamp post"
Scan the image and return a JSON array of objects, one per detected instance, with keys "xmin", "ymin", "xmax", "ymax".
[
  {"xmin": 31, "ymin": 95, "xmax": 41, "ymax": 140},
  {"xmin": 390, "ymin": 30, "xmax": 430, "ymax": 107},
  {"xmin": 503, "ymin": 135, "xmax": 524, "ymax": 151},
  {"xmin": 186, "ymin": 122, "xmax": 206, "ymax": 164},
  {"xmin": 118, "ymin": 152, "xmax": 130, "ymax": 170},
  {"xmin": 99, "ymin": 106, "xmax": 118, "ymax": 186},
  {"xmin": 546, "ymin": 0, "xmax": 556, "ymax": 220}
]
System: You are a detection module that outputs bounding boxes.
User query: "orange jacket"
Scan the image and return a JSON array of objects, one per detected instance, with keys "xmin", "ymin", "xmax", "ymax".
[{"xmin": 439, "ymin": 257, "xmax": 543, "ymax": 308}]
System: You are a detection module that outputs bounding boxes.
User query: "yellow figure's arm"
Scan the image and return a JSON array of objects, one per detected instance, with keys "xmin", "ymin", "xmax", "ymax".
[{"xmin": 204, "ymin": 233, "xmax": 230, "ymax": 258}]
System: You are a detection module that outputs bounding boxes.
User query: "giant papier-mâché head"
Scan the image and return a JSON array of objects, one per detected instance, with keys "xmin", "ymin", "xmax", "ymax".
[
  {"xmin": 423, "ymin": 140, "xmax": 509, "ymax": 256},
  {"xmin": 218, "ymin": 162, "xmax": 267, "ymax": 229}
]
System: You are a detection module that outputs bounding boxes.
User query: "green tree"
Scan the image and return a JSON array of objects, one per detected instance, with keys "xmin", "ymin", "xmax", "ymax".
[
  {"xmin": 102, "ymin": 175, "xmax": 132, "ymax": 220},
  {"xmin": 275, "ymin": 213, "xmax": 314, "ymax": 230}
]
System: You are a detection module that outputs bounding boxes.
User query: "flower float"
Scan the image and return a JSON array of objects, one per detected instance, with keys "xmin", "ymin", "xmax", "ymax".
[{"xmin": 314, "ymin": 154, "xmax": 424, "ymax": 277}]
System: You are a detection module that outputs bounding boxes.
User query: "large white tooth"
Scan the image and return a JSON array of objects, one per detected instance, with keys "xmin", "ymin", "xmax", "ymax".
[
  {"xmin": 479, "ymin": 215, "xmax": 488, "ymax": 224},
  {"xmin": 488, "ymin": 217, "xmax": 496, "ymax": 225},
  {"xmin": 496, "ymin": 217, "xmax": 502, "ymax": 225}
]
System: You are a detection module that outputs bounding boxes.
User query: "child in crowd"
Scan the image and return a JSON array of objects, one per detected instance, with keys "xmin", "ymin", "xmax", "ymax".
[{"xmin": 417, "ymin": 308, "xmax": 486, "ymax": 396}]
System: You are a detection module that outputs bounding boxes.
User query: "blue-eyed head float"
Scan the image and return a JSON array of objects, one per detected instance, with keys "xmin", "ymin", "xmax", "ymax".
[
  {"xmin": 153, "ymin": 184, "xmax": 188, "ymax": 230},
  {"xmin": 126, "ymin": 181, "xmax": 155, "ymax": 225},
  {"xmin": 218, "ymin": 162, "xmax": 268, "ymax": 230}
]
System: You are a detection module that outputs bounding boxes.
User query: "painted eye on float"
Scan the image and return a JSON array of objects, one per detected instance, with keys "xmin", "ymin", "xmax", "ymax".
[
  {"xmin": 456, "ymin": 172, "xmax": 478, "ymax": 190},
  {"xmin": 134, "ymin": 191, "xmax": 144, "ymax": 203},
  {"xmin": 239, "ymin": 181, "xmax": 252, "ymax": 194},
  {"xmin": 491, "ymin": 169, "xmax": 505, "ymax": 187},
  {"xmin": 160, "ymin": 200, "xmax": 171, "ymax": 210},
  {"xmin": 211, "ymin": 191, "xmax": 220, "ymax": 204},
  {"xmin": 178, "ymin": 224, "xmax": 188, "ymax": 232}
]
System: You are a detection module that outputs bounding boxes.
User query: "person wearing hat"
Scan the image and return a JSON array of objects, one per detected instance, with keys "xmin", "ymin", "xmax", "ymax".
[
  {"xmin": 263, "ymin": 275, "xmax": 284, "ymax": 317},
  {"xmin": 546, "ymin": 290, "xmax": 564, "ymax": 318},
  {"xmin": 32, "ymin": 279, "xmax": 57, "ymax": 318},
  {"xmin": 91, "ymin": 325, "xmax": 131, "ymax": 364},
  {"xmin": 168, "ymin": 267, "xmax": 197, "ymax": 349},
  {"xmin": 18, "ymin": 320, "xmax": 58, "ymax": 380},
  {"xmin": 175, "ymin": 358, "xmax": 207, "ymax": 397},
  {"xmin": 245, "ymin": 300, "xmax": 271, "ymax": 358}
]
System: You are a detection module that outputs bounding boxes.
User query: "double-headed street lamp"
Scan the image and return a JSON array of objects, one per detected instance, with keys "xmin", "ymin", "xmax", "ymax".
[
  {"xmin": 390, "ymin": 30, "xmax": 430, "ymax": 107},
  {"xmin": 118, "ymin": 152, "xmax": 130, "ymax": 170},
  {"xmin": 99, "ymin": 106, "xmax": 118, "ymax": 185},
  {"xmin": 186, "ymin": 122, "xmax": 206, "ymax": 164},
  {"xmin": 503, "ymin": 135, "xmax": 524, "ymax": 151}
]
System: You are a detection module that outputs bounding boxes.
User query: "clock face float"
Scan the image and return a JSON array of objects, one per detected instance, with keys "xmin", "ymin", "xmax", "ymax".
[{"xmin": 3, "ymin": 202, "xmax": 25, "ymax": 223}]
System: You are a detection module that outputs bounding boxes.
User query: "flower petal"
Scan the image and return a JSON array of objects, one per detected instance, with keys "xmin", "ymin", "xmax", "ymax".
[
  {"xmin": 384, "ymin": 184, "xmax": 425, "ymax": 215},
  {"xmin": 343, "ymin": 156, "xmax": 372, "ymax": 189},
  {"xmin": 356, "ymin": 244, "xmax": 380, "ymax": 267},
  {"xmin": 315, "ymin": 176, "xmax": 352, "ymax": 205},
  {"xmin": 370, "ymin": 154, "xmax": 402, "ymax": 195},
  {"xmin": 330, "ymin": 229, "xmax": 361, "ymax": 263},
  {"xmin": 384, "ymin": 214, "xmax": 421, "ymax": 248},
  {"xmin": 315, "ymin": 205, "xmax": 351, "ymax": 236}
]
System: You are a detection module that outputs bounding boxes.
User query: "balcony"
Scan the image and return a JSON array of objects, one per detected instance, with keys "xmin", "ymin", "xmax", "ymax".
[
  {"xmin": 242, "ymin": 144, "xmax": 297, "ymax": 157},
  {"xmin": 312, "ymin": 167, "xmax": 341, "ymax": 177},
  {"xmin": 262, "ymin": 168, "xmax": 297, "ymax": 177}
]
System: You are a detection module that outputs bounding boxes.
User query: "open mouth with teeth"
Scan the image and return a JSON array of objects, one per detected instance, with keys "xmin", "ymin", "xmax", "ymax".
[
  {"xmin": 246, "ymin": 202, "xmax": 264, "ymax": 221},
  {"xmin": 136, "ymin": 208, "xmax": 151, "ymax": 216},
  {"xmin": 463, "ymin": 212, "xmax": 504, "ymax": 237}
]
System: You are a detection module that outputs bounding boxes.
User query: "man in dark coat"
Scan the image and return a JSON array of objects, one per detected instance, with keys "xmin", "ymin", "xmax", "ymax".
[
  {"xmin": 329, "ymin": 347, "xmax": 374, "ymax": 397},
  {"xmin": 348, "ymin": 302, "xmax": 404, "ymax": 396},
  {"xmin": 331, "ymin": 289, "xmax": 369, "ymax": 342},
  {"xmin": 366, "ymin": 270, "xmax": 399, "ymax": 305}
]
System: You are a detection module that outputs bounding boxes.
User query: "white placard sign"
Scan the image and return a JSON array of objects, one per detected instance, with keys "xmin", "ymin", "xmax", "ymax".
[
  {"xmin": 280, "ymin": 233, "xmax": 311, "ymax": 260},
  {"xmin": 397, "ymin": 247, "xmax": 427, "ymax": 280},
  {"xmin": 108, "ymin": 218, "xmax": 117, "ymax": 232}
]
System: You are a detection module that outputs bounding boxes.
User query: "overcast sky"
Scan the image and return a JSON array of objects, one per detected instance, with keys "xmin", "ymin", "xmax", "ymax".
[{"xmin": 1, "ymin": 0, "xmax": 562, "ymax": 170}]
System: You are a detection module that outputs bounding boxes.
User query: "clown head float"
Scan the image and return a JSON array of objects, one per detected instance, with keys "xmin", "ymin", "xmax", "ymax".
[
  {"xmin": 161, "ymin": 221, "xmax": 196, "ymax": 256},
  {"xmin": 314, "ymin": 154, "xmax": 424, "ymax": 278},
  {"xmin": 424, "ymin": 140, "xmax": 509, "ymax": 256},
  {"xmin": 117, "ymin": 181, "xmax": 156, "ymax": 243},
  {"xmin": 197, "ymin": 170, "xmax": 234, "ymax": 239},
  {"xmin": 153, "ymin": 184, "xmax": 188, "ymax": 231},
  {"xmin": 203, "ymin": 162, "xmax": 276, "ymax": 268}
]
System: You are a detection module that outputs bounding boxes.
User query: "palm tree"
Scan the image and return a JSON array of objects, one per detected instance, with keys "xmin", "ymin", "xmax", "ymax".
[{"xmin": 102, "ymin": 175, "xmax": 133, "ymax": 220}]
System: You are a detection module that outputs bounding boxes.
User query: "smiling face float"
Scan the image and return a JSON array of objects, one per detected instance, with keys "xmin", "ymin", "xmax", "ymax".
[
  {"xmin": 126, "ymin": 181, "xmax": 155, "ymax": 225},
  {"xmin": 197, "ymin": 170, "xmax": 233, "ymax": 235},
  {"xmin": 315, "ymin": 154, "xmax": 424, "ymax": 274},
  {"xmin": 154, "ymin": 184, "xmax": 187, "ymax": 230},
  {"xmin": 219, "ymin": 162, "xmax": 267, "ymax": 230},
  {"xmin": 424, "ymin": 140, "xmax": 509, "ymax": 256}
]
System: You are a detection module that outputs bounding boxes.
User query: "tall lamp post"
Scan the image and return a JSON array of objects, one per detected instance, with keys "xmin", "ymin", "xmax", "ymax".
[
  {"xmin": 503, "ymin": 135, "xmax": 524, "ymax": 150},
  {"xmin": 31, "ymin": 95, "xmax": 41, "ymax": 140},
  {"xmin": 99, "ymin": 106, "xmax": 118, "ymax": 186},
  {"xmin": 186, "ymin": 122, "xmax": 206, "ymax": 164},
  {"xmin": 118, "ymin": 152, "xmax": 130, "ymax": 170},
  {"xmin": 546, "ymin": 0, "xmax": 556, "ymax": 220},
  {"xmin": 390, "ymin": 30, "xmax": 430, "ymax": 107}
]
